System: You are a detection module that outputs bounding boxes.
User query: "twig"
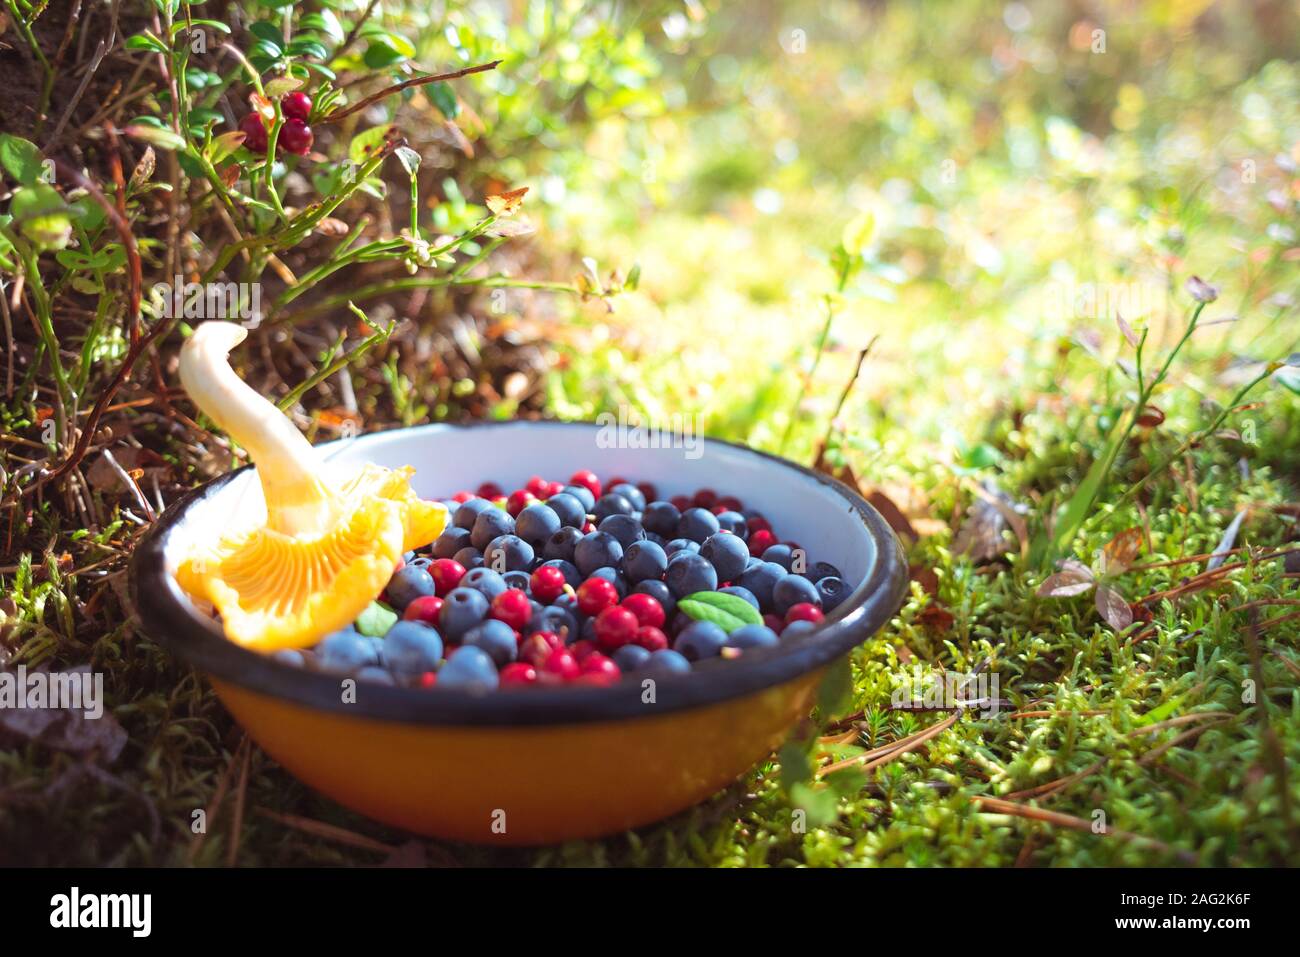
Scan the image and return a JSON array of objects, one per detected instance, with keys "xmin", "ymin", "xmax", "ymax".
[{"xmin": 318, "ymin": 60, "xmax": 502, "ymax": 125}]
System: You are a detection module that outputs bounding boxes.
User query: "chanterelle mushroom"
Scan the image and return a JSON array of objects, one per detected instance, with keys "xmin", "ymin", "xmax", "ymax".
[{"xmin": 174, "ymin": 321, "xmax": 446, "ymax": 650}]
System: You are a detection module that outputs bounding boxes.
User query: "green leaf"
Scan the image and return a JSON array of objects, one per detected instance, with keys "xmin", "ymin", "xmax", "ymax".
[
  {"xmin": 354, "ymin": 601, "xmax": 397, "ymax": 637},
  {"xmin": 10, "ymin": 184, "xmax": 73, "ymax": 251},
  {"xmin": 677, "ymin": 590, "xmax": 762, "ymax": 632},
  {"xmin": 248, "ymin": 20, "xmax": 284, "ymax": 49},
  {"xmin": 817, "ymin": 655, "xmax": 854, "ymax": 718},
  {"xmin": 394, "ymin": 146, "xmax": 421, "ymax": 178},
  {"xmin": 363, "ymin": 34, "xmax": 413, "ymax": 69},
  {"xmin": 287, "ymin": 38, "xmax": 329, "ymax": 61},
  {"xmin": 300, "ymin": 10, "xmax": 345, "ymax": 43},
  {"xmin": 0, "ymin": 134, "xmax": 47, "ymax": 186},
  {"xmin": 1274, "ymin": 365, "xmax": 1300, "ymax": 395},
  {"xmin": 841, "ymin": 211, "xmax": 875, "ymax": 256},
  {"xmin": 426, "ymin": 82, "xmax": 460, "ymax": 120},
  {"xmin": 348, "ymin": 125, "xmax": 391, "ymax": 165},
  {"xmin": 251, "ymin": 37, "xmax": 285, "ymax": 61},
  {"xmin": 125, "ymin": 32, "xmax": 170, "ymax": 54}
]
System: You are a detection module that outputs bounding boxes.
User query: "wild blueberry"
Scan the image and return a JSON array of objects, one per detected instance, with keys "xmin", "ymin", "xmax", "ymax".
[
  {"xmin": 598, "ymin": 513, "xmax": 646, "ymax": 548},
  {"xmin": 676, "ymin": 507, "xmax": 720, "ymax": 543},
  {"xmin": 592, "ymin": 493, "xmax": 634, "ymax": 522},
  {"xmin": 642, "ymin": 500, "xmax": 681, "ymax": 538},
  {"xmin": 438, "ymin": 645, "xmax": 499, "ymax": 692},
  {"xmin": 803, "ymin": 560, "xmax": 842, "ymax": 582},
  {"xmin": 356, "ymin": 666, "xmax": 396, "ymax": 686},
  {"xmin": 612, "ymin": 643, "xmax": 652, "ymax": 672},
  {"xmin": 454, "ymin": 497, "xmax": 495, "ymax": 530},
  {"xmin": 273, "ymin": 649, "xmax": 306, "ymax": 668},
  {"xmin": 699, "ymin": 532, "xmax": 749, "ymax": 581},
  {"xmin": 674, "ymin": 620, "xmax": 727, "ymax": 661},
  {"xmin": 665, "ymin": 551, "xmax": 718, "ymax": 598},
  {"xmin": 588, "ymin": 565, "xmax": 628, "ymax": 599},
  {"xmin": 639, "ymin": 648, "xmax": 692, "ymax": 677},
  {"xmin": 484, "ymin": 533, "xmax": 534, "ymax": 572},
  {"xmin": 463, "ymin": 618, "xmax": 518, "ymax": 667},
  {"xmin": 622, "ymin": 539, "xmax": 668, "ymax": 583},
  {"xmin": 726, "ymin": 623, "xmax": 780, "ymax": 650},
  {"xmin": 531, "ymin": 604, "xmax": 577, "ymax": 641},
  {"xmin": 561, "ymin": 483, "xmax": 596, "ymax": 512},
  {"xmin": 633, "ymin": 579, "xmax": 676, "ymax": 618},
  {"xmin": 463, "ymin": 566, "xmax": 508, "ymax": 601},
  {"xmin": 761, "ymin": 543, "xmax": 796, "ymax": 571},
  {"xmin": 719, "ymin": 585, "xmax": 760, "ymax": 610},
  {"xmin": 664, "ymin": 538, "xmax": 700, "ymax": 557},
  {"xmin": 439, "ymin": 587, "xmax": 490, "ymax": 642},
  {"xmin": 738, "ymin": 561, "xmax": 787, "ymax": 611},
  {"xmin": 609, "ymin": 482, "xmax": 646, "ymax": 512},
  {"xmin": 542, "ymin": 526, "xmax": 583, "ymax": 562},
  {"xmin": 715, "ymin": 510, "xmax": 748, "ymax": 538},
  {"xmin": 539, "ymin": 558, "xmax": 582, "ymax": 588},
  {"xmin": 471, "ymin": 507, "xmax": 515, "ymax": 551},
  {"xmin": 386, "ymin": 565, "xmax": 436, "ymax": 610},
  {"xmin": 773, "ymin": 574, "xmax": 822, "ymax": 616},
  {"xmin": 502, "ymin": 570, "xmax": 532, "ymax": 592},
  {"xmin": 781, "ymin": 619, "xmax": 818, "ymax": 640},
  {"xmin": 816, "ymin": 576, "xmax": 849, "ymax": 612},
  {"xmin": 545, "ymin": 492, "xmax": 587, "ymax": 529},
  {"xmin": 574, "ymin": 530, "xmax": 624, "ymax": 577},
  {"xmin": 453, "ymin": 546, "xmax": 485, "ymax": 570},
  {"xmin": 381, "ymin": 621, "xmax": 445, "ymax": 676},
  {"xmin": 516, "ymin": 503, "xmax": 561, "ymax": 544}
]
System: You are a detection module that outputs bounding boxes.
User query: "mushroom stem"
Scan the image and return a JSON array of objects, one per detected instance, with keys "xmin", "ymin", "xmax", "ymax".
[{"xmin": 179, "ymin": 322, "xmax": 337, "ymax": 536}]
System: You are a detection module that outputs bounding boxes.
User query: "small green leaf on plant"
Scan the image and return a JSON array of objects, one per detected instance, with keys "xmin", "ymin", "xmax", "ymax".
[
  {"xmin": 354, "ymin": 601, "xmax": 397, "ymax": 637},
  {"xmin": 0, "ymin": 135, "xmax": 47, "ymax": 186}
]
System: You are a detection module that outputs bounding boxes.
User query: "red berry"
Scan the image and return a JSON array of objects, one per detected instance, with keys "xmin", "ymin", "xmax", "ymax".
[
  {"xmin": 763, "ymin": 613, "xmax": 786, "ymax": 634},
  {"xmin": 429, "ymin": 558, "xmax": 466, "ymax": 596},
  {"xmin": 278, "ymin": 118, "xmax": 313, "ymax": 155},
  {"xmin": 785, "ymin": 603, "xmax": 824, "ymax": 626},
  {"xmin": 748, "ymin": 528, "xmax": 778, "ymax": 557},
  {"xmin": 281, "ymin": 91, "xmax": 313, "ymax": 122},
  {"xmin": 621, "ymin": 593, "xmax": 665, "ymax": 629},
  {"xmin": 545, "ymin": 481, "xmax": 566, "ymax": 498},
  {"xmin": 491, "ymin": 589, "xmax": 533, "ymax": 630},
  {"xmin": 477, "ymin": 482, "xmax": 503, "ymax": 499},
  {"xmin": 499, "ymin": 662, "xmax": 538, "ymax": 686},
  {"xmin": 670, "ymin": 495, "xmax": 691, "ymax": 511},
  {"xmin": 594, "ymin": 606, "xmax": 639, "ymax": 651},
  {"xmin": 747, "ymin": 515, "xmax": 772, "ymax": 535},
  {"xmin": 569, "ymin": 469, "xmax": 601, "ymax": 500},
  {"xmin": 711, "ymin": 504, "xmax": 730, "ymax": 516},
  {"xmin": 239, "ymin": 112, "xmax": 268, "ymax": 152},
  {"xmin": 570, "ymin": 639, "xmax": 598, "ymax": 662},
  {"xmin": 693, "ymin": 488, "xmax": 717, "ymax": 509},
  {"xmin": 403, "ymin": 594, "xmax": 444, "ymax": 624},
  {"xmin": 582, "ymin": 521, "xmax": 596, "ymax": 534},
  {"xmin": 529, "ymin": 565, "xmax": 566, "ymax": 602},
  {"xmin": 520, "ymin": 631, "xmax": 563, "ymax": 666},
  {"xmin": 506, "ymin": 489, "xmax": 536, "ymax": 516},
  {"xmin": 637, "ymin": 482, "xmax": 657, "ymax": 503},
  {"xmin": 605, "ymin": 476, "xmax": 628, "ymax": 490},
  {"xmin": 525, "ymin": 475, "xmax": 550, "ymax": 497},
  {"xmin": 418, "ymin": 671, "xmax": 438, "ymax": 689},
  {"xmin": 452, "ymin": 490, "xmax": 474, "ymax": 503},
  {"xmin": 539, "ymin": 648, "xmax": 581, "ymax": 684},
  {"xmin": 719, "ymin": 496, "xmax": 743, "ymax": 512},
  {"xmin": 576, "ymin": 577, "xmax": 619, "ymax": 616},
  {"xmin": 579, "ymin": 653, "xmax": 621, "ymax": 685},
  {"xmin": 634, "ymin": 625, "xmax": 669, "ymax": 652}
]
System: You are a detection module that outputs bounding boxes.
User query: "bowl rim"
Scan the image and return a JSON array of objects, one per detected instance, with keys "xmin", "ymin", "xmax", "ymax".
[{"xmin": 129, "ymin": 420, "xmax": 908, "ymax": 727}]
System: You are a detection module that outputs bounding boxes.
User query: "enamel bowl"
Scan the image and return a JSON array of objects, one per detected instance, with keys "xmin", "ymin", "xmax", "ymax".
[{"xmin": 131, "ymin": 421, "xmax": 907, "ymax": 845}]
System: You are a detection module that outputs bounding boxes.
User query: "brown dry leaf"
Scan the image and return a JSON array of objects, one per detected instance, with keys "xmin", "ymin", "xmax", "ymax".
[
  {"xmin": 1101, "ymin": 526, "xmax": 1143, "ymax": 575},
  {"xmin": 443, "ymin": 119, "xmax": 474, "ymax": 158},
  {"xmin": 909, "ymin": 564, "xmax": 939, "ymax": 596},
  {"xmin": 129, "ymin": 146, "xmax": 156, "ymax": 190},
  {"xmin": 486, "ymin": 186, "xmax": 528, "ymax": 216},
  {"xmin": 866, "ymin": 489, "xmax": 917, "ymax": 541},
  {"xmin": 315, "ymin": 217, "xmax": 350, "ymax": 237},
  {"xmin": 918, "ymin": 603, "xmax": 955, "ymax": 632},
  {"xmin": 1116, "ymin": 313, "xmax": 1140, "ymax": 348},
  {"xmin": 1037, "ymin": 559, "xmax": 1096, "ymax": 597},
  {"xmin": 1136, "ymin": 405, "xmax": 1165, "ymax": 427},
  {"xmin": 1096, "ymin": 584, "xmax": 1134, "ymax": 631}
]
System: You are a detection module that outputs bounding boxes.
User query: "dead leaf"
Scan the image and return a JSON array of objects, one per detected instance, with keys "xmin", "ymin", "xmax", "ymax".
[
  {"xmin": 1206, "ymin": 509, "xmax": 1246, "ymax": 571},
  {"xmin": 909, "ymin": 564, "xmax": 939, "ymax": 596},
  {"xmin": 918, "ymin": 604, "xmax": 955, "ymax": 632},
  {"xmin": 129, "ymin": 147, "xmax": 156, "ymax": 190},
  {"xmin": 1037, "ymin": 559, "xmax": 1096, "ymax": 597},
  {"xmin": 486, "ymin": 186, "xmax": 528, "ymax": 216},
  {"xmin": 1136, "ymin": 405, "xmax": 1165, "ymax": 427},
  {"xmin": 1101, "ymin": 526, "xmax": 1143, "ymax": 576},
  {"xmin": 866, "ymin": 489, "xmax": 917, "ymax": 541},
  {"xmin": 485, "ymin": 217, "xmax": 535, "ymax": 238},
  {"xmin": 315, "ymin": 217, "xmax": 350, "ymax": 237},
  {"xmin": 1116, "ymin": 313, "xmax": 1139, "ymax": 348},
  {"xmin": 1096, "ymin": 584, "xmax": 1134, "ymax": 631}
]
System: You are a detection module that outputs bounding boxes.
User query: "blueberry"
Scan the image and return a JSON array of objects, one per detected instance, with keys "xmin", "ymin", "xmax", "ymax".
[
  {"xmin": 642, "ymin": 501, "xmax": 681, "ymax": 538},
  {"xmin": 543, "ymin": 526, "xmax": 583, "ymax": 562},
  {"xmin": 438, "ymin": 645, "xmax": 499, "ymax": 692},
  {"xmin": 272, "ymin": 649, "xmax": 306, "ymax": 668},
  {"xmin": 609, "ymin": 482, "xmax": 646, "ymax": 512},
  {"xmin": 613, "ymin": 644, "xmax": 652, "ymax": 672},
  {"xmin": 803, "ymin": 560, "xmax": 842, "ymax": 582},
  {"xmin": 664, "ymin": 538, "xmax": 700, "ymax": 557},
  {"xmin": 407, "ymin": 556, "xmax": 432, "ymax": 569},
  {"xmin": 726, "ymin": 623, "xmax": 779, "ymax": 650},
  {"xmin": 463, "ymin": 618, "xmax": 518, "ymax": 667},
  {"xmin": 545, "ymin": 492, "xmax": 587, "ymax": 529},
  {"xmin": 668, "ymin": 610, "xmax": 695, "ymax": 637},
  {"xmin": 781, "ymin": 619, "xmax": 818, "ymax": 640},
  {"xmin": 715, "ymin": 510, "xmax": 748, "ymax": 539},
  {"xmin": 815, "ymin": 576, "xmax": 849, "ymax": 612},
  {"xmin": 772, "ymin": 574, "xmax": 821, "ymax": 616},
  {"xmin": 503, "ymin": 570, "xmax": 532, "ymax": 592},
  {"xmin": 646, "ymin": 531, "xmax": 666, "ymax": 547},
  {"xmin": 381, "ymin": 621, "xmax": 444, "ymax": 675},
  {"xmin": 463, "ymin": 566, "xmax": 508, "ymax": 601},
  {"xmin": 699, "ymin": 532, "xmax": 749, "ymax": 581},
  {"xmin": 744, "ymin": 556, "xmax": 762, "ymax": 572},
  {"xmin": 439, "ymin": 587, "xmax": 490, "ymax": 642},
  {"xmin": 622, "ymin": 540, "xmax": 668, "ymax": 583},
  {"xmin": 676, "ymin": 507, "xmax": 720, "ymax": 543},
  {"xmin": 561, "ymin": 484, "xmax": 596, "ymax": 513},
  {"xmin": 639, "ymin": 648, "xmax": 692, "ymax": 677},
  {"xmin": 484, "ymin": 534, "xmax": 534, "ymax": 573},
  {"xmin": 762, "ymin": 543, "xmax": 796, "ymax": 571},
  {"xmin": 552, "ymin": 591, "xmax": 582, "ymax": 619},
  {"xmin": 674, "ymin": 620, "xmax": 727, "ymax": 661},
  {"xmin": 471, "ymin": 507, "xmax": 515, "ymax": 551},
  {"xmin": 532, "ymin": 604, "xmax": 578, "ymax": 641},
  {"xmin": 632, "ymin": 579, "xmax": 676, "ymax": 618},
  {"xmin": 574, "ymin": 531, "xmax": 624, "ymax": 577},
  {"xmin": 454, "ymin": 497, "xmax": 495, "ymax": 530},
  {"xmin": 738, "ymin": 561, "xmax": 787, "ymax": 611},
  {"xmin": 598, "ymin": 513, "xmax": 646, "ymax": 548},
  {"xmin": 540, "ymin": 558, "xmax": 582, "ymax": 588},
  {"xmin": 453, "ymin": 546, "xmax": 485, "ymax": 570},
  {"xmin": 665, "ymin": 551, "xmax": 718, "ymax": 598},
  {"xmin": 581, "ymin": 616, "xmax": 599, "ymax": 643},
  {"xmin": 589, "ymin": 565, "xmax": 629, "ymax": 599},
  {"xmin": 432, "ymin": 525, "xmax": 473, "ymax": 559},
  {"xmin": 516, "ymin": 503, "xmax": 561, "ymax": 544},
  {"xmin": 386, "ymin": 565, "xmax": 436, "ymax": 610},
  {"xmin": 357, "ymin": 666, "xmax": 396, "ymax": 686},
  {"xmin": 592, "ymin": 493, "xmax": 634, "ymax": 522},
  {"xmin": 719, "ymin": 585, "xmax": 760, "ymax": 610}
]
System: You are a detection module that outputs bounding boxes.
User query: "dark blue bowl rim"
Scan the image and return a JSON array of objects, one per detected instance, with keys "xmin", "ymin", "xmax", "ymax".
[{"xmin": 129, "ymin": 420, "xmax": 908, "ymax": 727}]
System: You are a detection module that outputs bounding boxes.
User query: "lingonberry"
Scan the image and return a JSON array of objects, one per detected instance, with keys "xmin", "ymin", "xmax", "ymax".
[
  {"xmin": 490, "ymin": 588, "xmax": 533, "ymax": 630},
  {"xmin": 279, "ymin": 118, "xmax": 314, "ymax": 156},
  {"xmin": 506, "ymin": 488, "xmax": 536, "ymax": 516},
  {"xmin": 594, "ymin": 606, "xmax": 639, "ymax": 651},
  {"xmin": 538, "ymin": 648, "xmax": 581, "ymax": 684},
  {"xmin": 239, "ymin": 112, "xmax": 268, "ymax": 152},
  {"xmin": 633, "ymin": 625, "xmax": 669, "ymax": 652},
  {"xmin": 499, "ymin": 662, "xmax": 539, "ymax": 686},
  {"xmin": 519, "ymin": 630, "xmax": 563, "ymax": 667},
  {"xmin": 476, "ymin": 481, "xmax": 503, "ymax": 499},
  {"xmin": 418, "ymin": 671, "xmax": 438, "ymax": 689},
  {"xmin": 576, "ymin": 576, "xmax": 619, "ymax": 616},
  {"xmin": 747, "ymin": 528, "xmax": 778, "ymax": 557},
  {"xmin": 281, "ymin": 91, "xmax": 313, "ymax": 121},
  {"xmin": 621, "ymin": 592, "xmax": 665, "ymax": 629},
  {"xmin": 524, "ymin": 475, "xmax": 550, "ymax": 497},
  {"xmin": 692, "ymin": 488, "xmax": 718, "ymax": 509},
  {"xmin": 529, "ymin": 564, "xmax": 567, "ymax": 602},
  {"xmin": 785, "ymin": 602, "xmax": 825, "ymax": 626},
  {"xmin": 568, "ymin": 469, "xmax": 601, "ymax": 500},
  {"xmin": 569, "ymin": 639, "xmax": 598, "ymax": 662},
  {"xmin": 403, "ymin": 594, "xmax": 444, "ymax": 625},
  {"xmin": 578, "ymin": 653, "xmax": 621, "ymax": 685},
  {"xmin": 429, "ymin": 558, "xmax": 466, "ymax": 596}
]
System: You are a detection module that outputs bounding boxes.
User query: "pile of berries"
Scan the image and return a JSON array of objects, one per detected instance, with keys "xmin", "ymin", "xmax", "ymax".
[
  {"xmin": 274, "ymin": 470, "xmax": 853, "ymax": 692},
  {"xmin": 239, "ymin": 91, "xmax": 314, "ymax": 156}
]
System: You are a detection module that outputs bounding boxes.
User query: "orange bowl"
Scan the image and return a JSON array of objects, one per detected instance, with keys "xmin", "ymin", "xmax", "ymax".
[{"xmin": 131, "ymin": 421, "xmax": 907, "ymax": 844}]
